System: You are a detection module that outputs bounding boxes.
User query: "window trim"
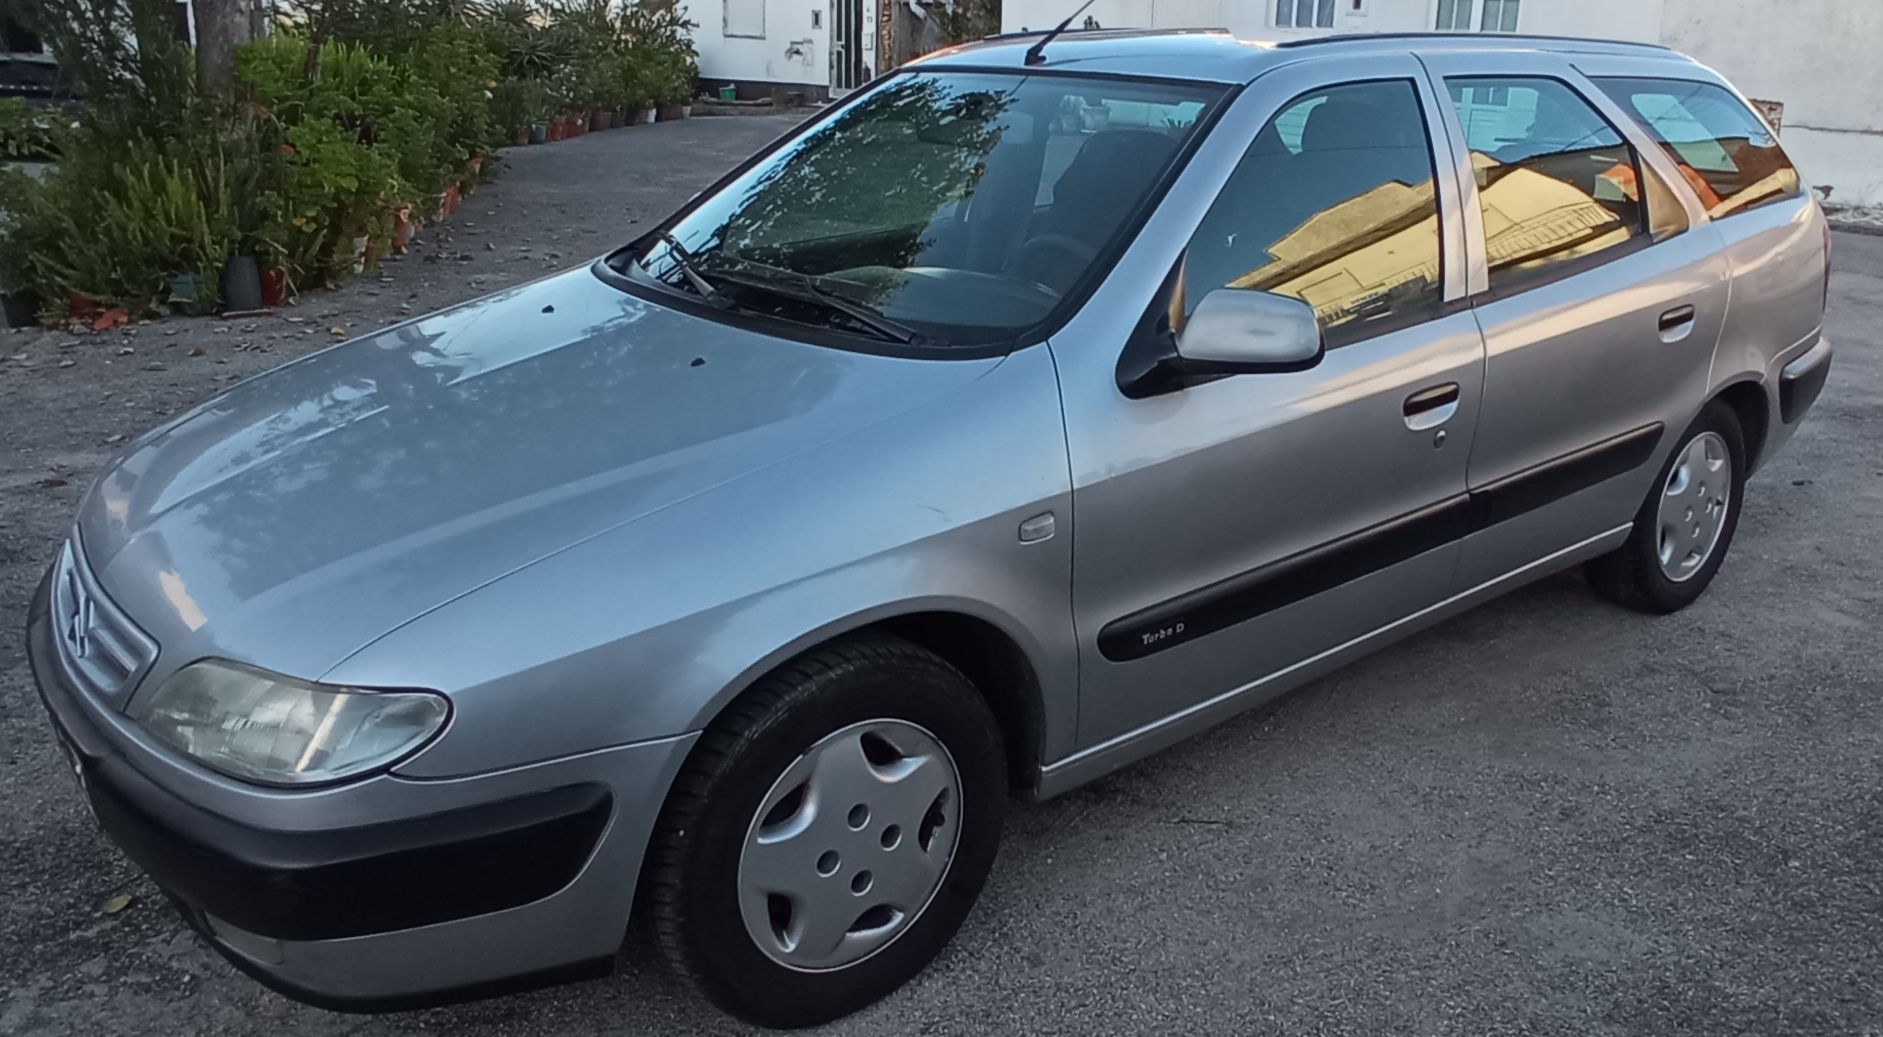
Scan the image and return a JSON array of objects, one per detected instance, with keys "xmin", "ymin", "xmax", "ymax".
[
  {"xmin": 1443, "ymin": 72, "xmax": 1665, "ymax": 303},
  {"xmin": 1589, "ymin": 74, "xmax": 1805, "ymax": 225}
]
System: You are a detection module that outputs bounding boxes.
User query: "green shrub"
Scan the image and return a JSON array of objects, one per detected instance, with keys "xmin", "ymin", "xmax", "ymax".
[{"xmin": 0, "ymin": 0, "xmax": 701, "ymax": 321}]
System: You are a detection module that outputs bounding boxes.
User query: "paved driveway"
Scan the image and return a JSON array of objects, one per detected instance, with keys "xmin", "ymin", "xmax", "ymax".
[{"xmin": 2, "ymin": 114, "xmax": 1880, "ymax": 1036}]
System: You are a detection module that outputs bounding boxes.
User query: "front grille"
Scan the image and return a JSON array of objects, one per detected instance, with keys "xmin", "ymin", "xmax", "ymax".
[{"xmin": 49, "ymin": 537, "xmax": 158, "ymax": 705}]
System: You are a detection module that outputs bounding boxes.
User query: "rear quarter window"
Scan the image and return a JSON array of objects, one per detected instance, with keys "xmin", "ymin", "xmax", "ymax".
[{"xmin": 1593, "ymin": 77, "xmax": 1802, "ymax": 220}]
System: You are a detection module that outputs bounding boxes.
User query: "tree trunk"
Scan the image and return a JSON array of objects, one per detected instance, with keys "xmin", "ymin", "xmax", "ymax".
[{"xmin": 192, "ymin": 0, "xmax": 251, "ymax": 94}]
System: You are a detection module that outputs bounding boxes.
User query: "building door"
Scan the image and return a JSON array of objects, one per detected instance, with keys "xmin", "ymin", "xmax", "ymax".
[{"xmin": 830, "ymin": 0, "xmax": 866, "ymax": 95}]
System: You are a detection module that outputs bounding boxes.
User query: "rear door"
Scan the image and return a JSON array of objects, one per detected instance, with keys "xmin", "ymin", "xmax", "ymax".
[
  {"xmin": 1417, "ymin": 51, "xmax": 1733, "ymax": 587},
  {"xmin": 1050, "ymin": 54, "xmax": 1485, "ymax": 760}
]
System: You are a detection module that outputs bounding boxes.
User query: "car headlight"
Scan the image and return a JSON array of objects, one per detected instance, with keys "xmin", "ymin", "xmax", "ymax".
[{"xmin": 130, "ymin": 660, "xmax": 449, "ymax": 786}]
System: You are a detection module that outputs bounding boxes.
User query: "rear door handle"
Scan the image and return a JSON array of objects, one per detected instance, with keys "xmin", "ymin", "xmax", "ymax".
[
  {"xmin": 1403, "ymin": 382, "xmax": 1460, "ymax": 431},
  {"xmin": 1658, "ymin": 305, "xmax": 1697, "ymax": 342}
]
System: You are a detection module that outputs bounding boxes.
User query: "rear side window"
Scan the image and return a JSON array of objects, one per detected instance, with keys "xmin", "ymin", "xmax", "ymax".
[
  {"xmin": 1593, "ymin": 77, "xmax": 1801, "ymax": 220},
  {"xmin": 1182, "ymin": 79, "xmax": 1444, "ymax": 345},
  {"xmin": 1445, "ymin": 77, "xmax": 1648, "ymax": 292}
]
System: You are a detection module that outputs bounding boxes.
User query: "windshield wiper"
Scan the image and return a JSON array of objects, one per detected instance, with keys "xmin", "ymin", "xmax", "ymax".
[
  {"xmin": 653, "ymin": 233, "xmax": 729, "ymax": 306},
  {"xmin": 705, "ymin": 261, "xmax": 921, "ymax": 344}
]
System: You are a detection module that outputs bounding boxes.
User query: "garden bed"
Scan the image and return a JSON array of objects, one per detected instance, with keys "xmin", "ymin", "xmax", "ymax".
[{"xmin": 0, "ymin": 0, "xmax": 702, "ymax": 328}]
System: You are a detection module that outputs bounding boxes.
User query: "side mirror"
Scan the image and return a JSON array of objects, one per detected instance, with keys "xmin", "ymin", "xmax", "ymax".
[{"xmin": 1175, "ymin": 288, "xmax": 1324, "ymax": 373}]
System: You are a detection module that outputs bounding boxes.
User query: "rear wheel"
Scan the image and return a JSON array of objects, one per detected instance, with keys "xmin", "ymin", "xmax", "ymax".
[
  {"xmin": 645, "ymin": 635, "xmax": 1006, "ymax": 1028},
  {"xmin": 1586, "ymin": 401, "xmax": 1747, "ymax": 613}
]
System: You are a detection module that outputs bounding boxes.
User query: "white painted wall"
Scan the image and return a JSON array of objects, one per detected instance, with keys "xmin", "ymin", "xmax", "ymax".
[
  {"xmin": 695, "ymin": 0, "xmax": 830, "ymax": 90},
  {"xmin": 694, "ymin": 0, "xmax": 883, "ymax": 93},
  {"xmin": 999, "ymin": 0, "xmax": 1883, "ymax": 204},
  {"xmin": 1657, "ymin": 0, "xmax": 1883, "ymax": 205},
  {"xmin": 1002, "ymin": 0, "xmax": 1659, "ymax": 39}
]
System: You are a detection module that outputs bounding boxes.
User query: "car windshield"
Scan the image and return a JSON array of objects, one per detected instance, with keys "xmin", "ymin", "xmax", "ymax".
[{"xmin": 621, "ymin": 70, "xmax": 1226, "ymax": 349}]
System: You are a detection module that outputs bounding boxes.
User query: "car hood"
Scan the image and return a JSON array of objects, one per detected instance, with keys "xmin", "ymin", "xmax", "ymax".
[{"xmin": 76, "ymin": 266, "xmax": 1001, "ymax": 684}]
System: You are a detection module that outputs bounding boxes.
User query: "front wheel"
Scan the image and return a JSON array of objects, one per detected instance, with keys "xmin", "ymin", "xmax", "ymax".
[
  {"xmin": 1586, "ymin": 400, "xmax": 1747, "ymax": 613},
  {"xmin": 644, "ymin": 635, "xmax": 1006, "ymax": 1028}
]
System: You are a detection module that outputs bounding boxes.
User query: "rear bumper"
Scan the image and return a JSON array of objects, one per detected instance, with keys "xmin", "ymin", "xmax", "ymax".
[
  {"xmin": 26, "ymin": 566, "xmax": 697, "ymax": 1011},
  {"xmin": 1779, "ymin": 338, "xmax": 1832, "ymax": 425}
]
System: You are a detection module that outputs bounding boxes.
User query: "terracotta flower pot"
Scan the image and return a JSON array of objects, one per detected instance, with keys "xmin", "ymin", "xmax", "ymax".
[
  {"xmin": 260, "ymin": 267, "xmax": 288, "ymax": 308},
  {"xmin": 658, "ymin": 103, "xmax": 683, "ymax": 122},
  {"xmin": 589, "ymin": 109, "xmax": 607, "ymax": 132},
  {"xmin": 512, "ymin": 126, "xmax": 530, "ymax": 147},
  {"xmin": 65, "ymin": 290, "xmax": 101, "ymax": 320},
  {"xmin": 548, "ymin": 116, "xmax": 566, "ymax": 142},
  {"xmin": 469, "ymin": 154, "xmax": 483, "ymax": 177},
  {"xmin": 442, "ymin": 185, "xmax": 461, "ymax": 219},
  {"xmin": 391, "ymin": 204, "xmax": 414, "ymax": 253}
]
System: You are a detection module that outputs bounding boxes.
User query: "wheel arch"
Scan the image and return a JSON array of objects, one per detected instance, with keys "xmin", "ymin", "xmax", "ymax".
[
  {"xmin": 689, "ymin": 603, "xmax": 1053, "ymax": 795},
  {"xmin": 1709, "ymin": 376, "xmax": 1771, "ymax": 471}
]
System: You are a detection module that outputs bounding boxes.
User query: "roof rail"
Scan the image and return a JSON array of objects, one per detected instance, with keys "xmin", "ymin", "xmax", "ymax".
[
  {"xmin": 1274, "ymin": 31, "xmax": 1673, "ymax": 53},
  {"xmin": 978, "ymin": 25, "xmax": 1225, "ymax": 43}
]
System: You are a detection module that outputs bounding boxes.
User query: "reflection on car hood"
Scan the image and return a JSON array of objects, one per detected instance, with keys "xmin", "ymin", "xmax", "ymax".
[{"xmin": 75, "ymin": 266, "xmax": 1000, "ymax": 681}]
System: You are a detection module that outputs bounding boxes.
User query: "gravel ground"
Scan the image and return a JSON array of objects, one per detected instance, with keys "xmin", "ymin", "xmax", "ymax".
[{"xmin": 3, "ymin": 115, "xmax": 1882, "ymax": 1036}]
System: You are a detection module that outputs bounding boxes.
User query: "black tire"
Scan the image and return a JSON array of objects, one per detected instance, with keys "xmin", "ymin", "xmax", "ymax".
[
  {"xmin": 644, "ymin": 634, "xmax": 1006, "ymax": 1028},
  {"xmin": 1586, "ymin": 400, "xmax": 1747, "ymax": 613}
]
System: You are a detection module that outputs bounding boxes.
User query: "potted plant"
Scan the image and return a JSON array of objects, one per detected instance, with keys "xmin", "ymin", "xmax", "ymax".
[
  {"xmin": 259, "ymin": 266, "xmax": 289, "ymax": 308},
  {"xmin": 1, "ymin": 288, "xmax": 38, "ymax": 328},
  {"xmin": 220, "ymin": 255, "xmax": 265, "ymax": 313},
  {"xmin": 391, "ymin": 203, "xmax": 415, "ymax": 253}
]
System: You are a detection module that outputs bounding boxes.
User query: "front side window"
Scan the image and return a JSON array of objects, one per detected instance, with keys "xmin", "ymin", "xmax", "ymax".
[
  {"xmin": 1182, "ymin": 79, "xmax": 1444, "ymax": 344},
  {"xmin": 623, "ymin": 71, "xmax": 1222, "ymax": 350},
  {"xmin": 1593, "ymin": 77, "xmax": 1802, "ymax": 220},
  {"xmin": 1447, "ymin": 77, "xmax": 1649, "ymax": 292},
  {"xmin": 1276, "ymin": 0, "xmax": 1336, "ymax": 28}
]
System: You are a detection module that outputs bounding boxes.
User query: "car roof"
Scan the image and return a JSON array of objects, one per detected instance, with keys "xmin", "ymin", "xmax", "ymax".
[{"xmin": 912, "ymin": 28, "xmax": 1694, "ymax": 85}]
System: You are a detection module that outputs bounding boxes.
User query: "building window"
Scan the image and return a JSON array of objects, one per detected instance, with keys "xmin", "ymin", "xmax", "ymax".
[
  {"xmin": 1480, "ymin": 0, "xmax": 1520, "ymax": 31},
  {"xmin": 724, "ymin": 0, "xmax": 765, "ymax": 38},
  {"xmin": 1275, "ymin": 0, "xmax": 1337, "ymax": 29},
  {"xmin": 1435, "ymin": 0, "xmax": 1475, "ymax": 30}
]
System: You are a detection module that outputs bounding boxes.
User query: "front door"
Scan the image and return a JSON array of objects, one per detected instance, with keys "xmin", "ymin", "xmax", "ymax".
[
  {"xmin": 1417, "ymin": 52, "xmax": 1732, "ymax": 588},
  {"xmin": 1049, "ymin": 55, "xmax": 1487, "ymax": 767}
]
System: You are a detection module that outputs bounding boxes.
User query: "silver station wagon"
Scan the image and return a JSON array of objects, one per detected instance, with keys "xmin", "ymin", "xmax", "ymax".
[{"xmin": 28, "ymin": 27, "xmax": 1832, "ymax": 1028}]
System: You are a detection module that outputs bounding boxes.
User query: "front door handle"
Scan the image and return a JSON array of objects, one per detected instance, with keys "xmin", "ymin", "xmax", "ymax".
[
  {"xmin": 1403, "ymin": 382, "xmax": 1460, "ymax": 431},
  {"xmin": 1658, "ymin": 304, "xmax": 1697, "ymax": 342}
]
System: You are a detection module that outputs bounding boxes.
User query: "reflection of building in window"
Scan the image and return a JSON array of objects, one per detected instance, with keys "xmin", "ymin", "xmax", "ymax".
[
  {"xmin": 1226, "ymin": 178, "xmax": 1439, "ymax": 327},
  {"xmin": 1471, "ymin": 152, "xmax": 1633, "ymax": 274}
]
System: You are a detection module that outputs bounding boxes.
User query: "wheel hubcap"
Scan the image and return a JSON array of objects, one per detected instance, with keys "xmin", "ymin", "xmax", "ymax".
[
  {"xmin": 1656, "ymin": 430, "xmax": 1731, "ymax": 582},
  {"xmin": 737, "ymin": 719, "xmax": 962, "ymax": 971}
]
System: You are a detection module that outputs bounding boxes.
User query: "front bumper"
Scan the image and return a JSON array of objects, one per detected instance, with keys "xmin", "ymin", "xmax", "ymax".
[{"xmin": 26, "ymin": 567, "xmax": 697, "ymax": 1011}]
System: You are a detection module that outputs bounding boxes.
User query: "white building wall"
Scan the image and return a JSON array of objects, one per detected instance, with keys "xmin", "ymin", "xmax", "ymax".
[
  {"xmin": 998, "ymin": 0, "xmax": 1883, "ymax": 204},
  {"xmin": 1656, "ymin": 0, "xmax": 1883, "ymax": 204},
  {"xmin": 695, "ymin": 0, "xmax": 833, "ymax": 93}
]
